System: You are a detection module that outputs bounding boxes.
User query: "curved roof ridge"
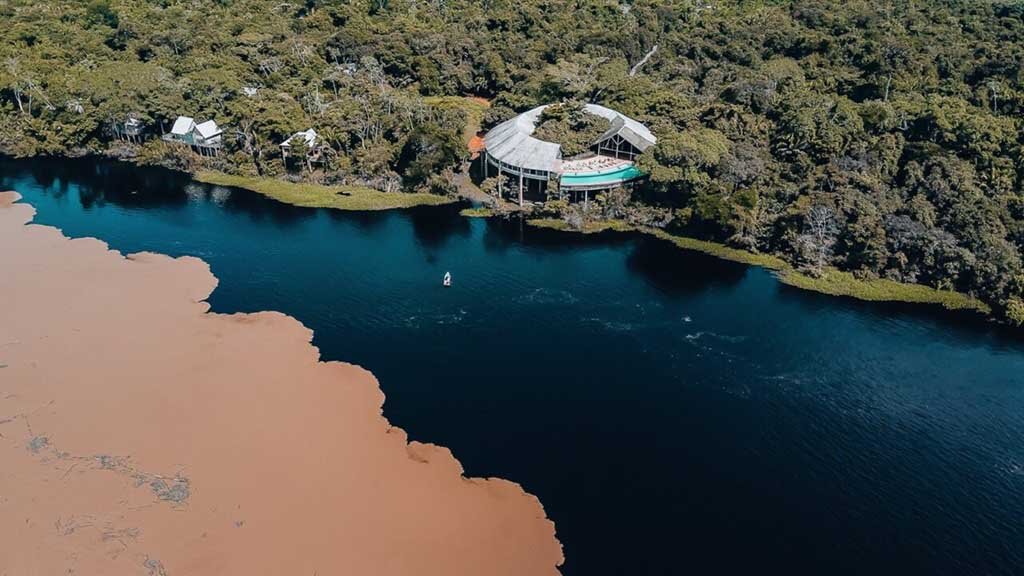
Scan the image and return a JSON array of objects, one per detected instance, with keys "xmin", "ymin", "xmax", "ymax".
[
  {"xmin": 483, "ymin": 103, "xmax": 656, "ymax": 173},
  {"xmin": 483, "ymin": 105, "xmax": 560, "ymax": 172}
]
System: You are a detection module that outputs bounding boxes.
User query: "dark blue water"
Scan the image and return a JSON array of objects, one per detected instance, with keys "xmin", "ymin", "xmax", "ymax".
[{"xmin": 4, "ymin": 157, "xmax": 1024, "ymax": 575}]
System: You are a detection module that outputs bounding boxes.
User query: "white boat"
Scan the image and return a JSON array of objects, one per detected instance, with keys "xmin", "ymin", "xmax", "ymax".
[{"xmin": 443, "ymin": 272, "xmax": 452, "ymax": 287}]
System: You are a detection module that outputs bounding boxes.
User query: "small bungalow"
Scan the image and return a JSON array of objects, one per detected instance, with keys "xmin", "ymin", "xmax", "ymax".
[
  {"xmin": 163, "ymin": 116, "xmax": 223, "ymax": 156},
  {"xmin": 194, "ymin": 120, "xmax": 223, "ymax": 149},
  {"xmin": 113, "ymin": 115, "xmax": 145, "ymax": 143},
  {"xmin": 280, "ymin": 128, "xmax": 318, "ymax": 156},
  {"xmin": 280, "ymin": 128, "xmax": 321, "ymax": 168},
  {"xmin": 166, "ymin": 116, "xmax": 196, "ymax": 142}
]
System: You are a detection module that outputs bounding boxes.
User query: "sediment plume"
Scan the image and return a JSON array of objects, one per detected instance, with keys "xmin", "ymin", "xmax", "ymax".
[{"xmin": 0, "ymin": 191, "xmax": 563, "ymax": 575}]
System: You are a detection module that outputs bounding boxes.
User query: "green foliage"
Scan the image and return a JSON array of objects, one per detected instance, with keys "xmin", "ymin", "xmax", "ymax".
[
  {"xmin": 777, "ymin": 269, "xmax": 991, "ymax": 314},
  {"xmin": 4, "ymin": 0, "xmax": 1024, "ymax": 322},
  {"xmin": 528, "ymin": 218, "xmax": 634, "ymax": 235},
  {"xmin": 422, "ymin": 96, "xmax": 489, "ymax": 145},
  {"xmin": 649, "ymin": 228, "xmax": 988, "ymax": 314},
  {"xmin": 398, "ymin": 124, "xmax": 464, "ymax": 188},
  {"xmin": 532, "ymin": 101, "xmax": 611, "ymax": 157},
  {"xmin": 638, "ymin": 127, "xmax": 730, "ymax": 191},
  {"xmin": 646, "ymin": 228, "xmax": 790, "ymax": 270},
  {"xmin": 1006, "ymin": 298, "xmax": 1024, "ymax": 326},
  {"xmin": 194, "ymin": 171, "xmax": 453, "ymax": 211},
  {"xmin": 460, "ymin": 207, "xmax": 494, "ymax": 218},
  {"xmin": 85, "ymin": 0, "xmax": 119, "ymax": 29}
]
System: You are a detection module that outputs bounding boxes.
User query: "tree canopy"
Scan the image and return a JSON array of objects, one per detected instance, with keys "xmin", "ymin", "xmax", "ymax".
[
  {"xmin": 532, "ymin": 101, "xmax": 611, "ymax": 157},
  {"xmin": 3, "ymin": 0, "xmax": 1024, "ymax": 321}
]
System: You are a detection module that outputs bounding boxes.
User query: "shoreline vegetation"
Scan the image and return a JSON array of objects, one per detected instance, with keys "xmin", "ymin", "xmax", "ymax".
[
  {"xmin": 21, "ymin": 149, "xmax": 1000, "ymax": 318},
  {"xmin": 190, "ymin": 162, "xmax": 991, "ymax": 315},
  {"xmin": 526, "ymin": 217, "xmax": 991, "ymax": 315},
  {"xmin": 194, "ymin": 171, "xmax": 454, "ymax": 211},
  {"xmin": 181, "ymin": 65, "xmax": 993, "ymax": 320},
  {"xmin": 459, "ymin": 206, "xmax": 494, "ymax": 218},
  {"xmin": 151, "ymin": 161, "xmax": 998, "ymax": 317},
  {"xmin": 187, "ymin": 93, "xmax": 491, "ymax": 211}
]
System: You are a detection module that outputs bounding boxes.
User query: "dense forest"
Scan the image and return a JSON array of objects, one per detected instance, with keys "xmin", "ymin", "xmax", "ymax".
[{"xmin": 3, "ymin": 0, "xmax": 1024, "ymax": 322}]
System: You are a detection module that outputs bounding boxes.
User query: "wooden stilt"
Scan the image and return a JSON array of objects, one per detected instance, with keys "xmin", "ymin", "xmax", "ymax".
[{"xmin": 518, "ymin": 171, "xmax": 524, "ymax": 207}]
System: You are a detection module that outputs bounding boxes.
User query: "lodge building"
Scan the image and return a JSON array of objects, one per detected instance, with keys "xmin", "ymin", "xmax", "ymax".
[{"xmin": 482, "ymin": 104, "xmax": 656, "ymax": 205}]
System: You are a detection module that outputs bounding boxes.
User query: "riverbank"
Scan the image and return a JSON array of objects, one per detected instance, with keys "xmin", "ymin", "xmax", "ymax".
[
  {"xmin": 195, "ymin": 171, "xmax": 455, "ymax": 211},
  {"xmin": 0, "ymin": 191, "xmax": 562, "ymax": 575},
  {"xmin": 182, "ymin": 115, "xmax": 994, "ymax": 319},
  {"xmin": 55, "ymin": 151, "xmax": 1000, "ymax": 317},
  {"xmin": 460, "ymin": 206, "xmax": 494, "ymax": 217},
  {"xmin": 526, "ymin": 217, "xmax": 991, "ymax": 315}
]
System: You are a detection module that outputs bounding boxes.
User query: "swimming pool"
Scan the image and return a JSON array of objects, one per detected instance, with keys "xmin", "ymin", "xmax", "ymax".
[{"xmin": 559, "ymin": 164, "xmax": 644, "ymax": 188}]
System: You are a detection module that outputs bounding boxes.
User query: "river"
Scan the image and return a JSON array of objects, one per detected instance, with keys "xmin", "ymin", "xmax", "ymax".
[{"xmin": 3, "ymin": 156, "xmax": 1023, "ymax": 575}]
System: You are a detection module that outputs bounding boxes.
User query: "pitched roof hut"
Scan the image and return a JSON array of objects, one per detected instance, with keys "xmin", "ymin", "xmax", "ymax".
[
  {"xmin": 169, "ymin": 116, "xmax": 196, "ymax": 139},
  {"xmin": 280, "ymin": 129, "xmax": 318, "ymax": 155},
  {"xmin": 194, "ymin": 120, "xmax": 223, "ymax": 145},
  {"xmin": 163, "ymin": 116, "xmax": 223, "ymax": 155},
  {"xmin": 280, "ymin": 129, "xmax": 322, "ymax": 171},
  {"xmin": 124, "ymin": 117, "xmax": 144, "ymax": 136},
  {"xmin": 112, "ymin": 115, "xmax": 145, "ymax": 142}
]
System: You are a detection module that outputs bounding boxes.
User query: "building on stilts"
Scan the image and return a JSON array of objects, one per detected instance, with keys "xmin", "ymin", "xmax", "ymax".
[
  {"xmin": 112, "ymin": 115, "xmax": 146, "ymax": 144},
  {"xmin": 481, "ymin": 104, "xmax": 656, "ymax": 206},
  {"xmin": 162, "ymin": 116, "xmax": 224, "ymax": 157}
]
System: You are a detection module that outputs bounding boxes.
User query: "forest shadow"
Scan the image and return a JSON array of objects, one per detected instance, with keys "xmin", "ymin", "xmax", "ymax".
[
  {"xmin": 323, "ymin": 206, "xmax": 390, "ymax": 233},
  {"xmin": 408, "ymin": 202, "xmax": 472, "ymax": 249},
  {"xmin": 217, "ymin": 184, "xmax": 315, "ymax": 228},
  {"xmin": 774, "ymin": 281, "xmax": 1024, "ymax": 352},
  {"xmin": 1, "ymin": 155, "xmax": 193, "ymax": 210},
  {"xmin": 480, "ymin": 215, "xmax": 635, "ymax": 255},
  {"xmin": 626, "ymin": 235, "xmax": 748, "ymax": 297}
]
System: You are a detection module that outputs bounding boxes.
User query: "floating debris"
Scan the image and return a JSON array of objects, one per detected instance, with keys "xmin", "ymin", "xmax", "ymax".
[
  {"xmin": 27, "ymin": 436, "xmax": 49, "ymax": 454},
  {"xmin": 143, "ymin": 556, "xmax": 168, "ymax": 576},
  {"xmin": 150, "ymin": 477, "xmax": 191, "ymax": 504},
  {"xmin": 95, "ymin": 454, "xmax": 121, "ymax": 470}
]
